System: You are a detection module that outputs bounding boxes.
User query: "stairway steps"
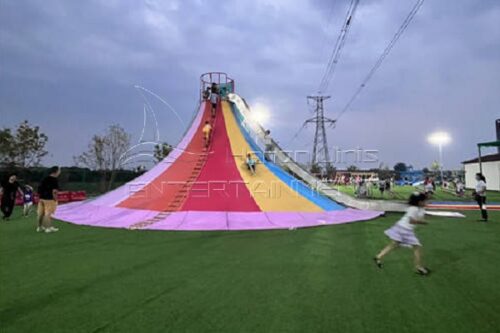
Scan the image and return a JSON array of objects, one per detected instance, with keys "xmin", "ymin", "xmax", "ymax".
[{"xmin": 130, "ymin": 146, "xmax": 213, "ymax": 230}]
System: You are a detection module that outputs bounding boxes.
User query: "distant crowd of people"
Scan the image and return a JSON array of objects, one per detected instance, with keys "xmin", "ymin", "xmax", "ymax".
[
  {"xmin": 324, "ymin": 173, "xmax": 488, "ymax": 222},
  {"xmin": 324, "ymin": 175, "xmax": 396, "ymax": 199},
  {"xmin": 325, "ymin": 174, "xmax": 471, "ymax": 201}
]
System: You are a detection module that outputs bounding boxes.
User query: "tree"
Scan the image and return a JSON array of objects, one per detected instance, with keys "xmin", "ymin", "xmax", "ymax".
[
  {"xmin": 310, "ymin": 163, "xmax": 321, "ymax": 175},
  {"xmin": 75, "ymin": 124, "xmax": 131, "ymax": 192},
  {"xmin": 377, "ymin": 163, "xmax": 392, "ymax": 180},
  {"xmin": 347, "ymin": 165, "xmax": 359, "ymax": 172},
  {"xmin": 325, "ymin": 164, "xmax": 336, "ymax": 179},
  {"xmin": 393, "ymin": 162, "xmax": 408, "ymax": 173},
  {"xmin": 0, "ymin": 128, "xmax": 15, "ymax": 167},
  {"xmin": 0, "ymin": 121, "xmax": 48, "ymax": 167},
  {"xmin": 154, "ymin": 142, "xmax": 173, "ymax": 162},
  {"xmin": 430, "ymin": 160, "xmax": 440, "ymax": 173}
]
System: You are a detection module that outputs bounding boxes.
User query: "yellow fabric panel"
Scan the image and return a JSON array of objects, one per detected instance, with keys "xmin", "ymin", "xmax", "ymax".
[{"xmin": 222, "ymin": 101, "xmax": 322, "ymax": 212}]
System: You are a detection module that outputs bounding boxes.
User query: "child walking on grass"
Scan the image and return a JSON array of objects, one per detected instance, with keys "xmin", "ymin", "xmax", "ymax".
[
  {"xmin": 23, "ymin": 185, "xmax": 34, "ymax": 217},
  {"xmin": 374, "ymin": 192, "xmax": 431, "ymax": 276}
]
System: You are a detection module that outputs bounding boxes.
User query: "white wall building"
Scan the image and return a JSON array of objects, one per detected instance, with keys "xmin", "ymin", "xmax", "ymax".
[{"xmin": 462, "ymin": 154, "xmax": 500, "ymax": 191}]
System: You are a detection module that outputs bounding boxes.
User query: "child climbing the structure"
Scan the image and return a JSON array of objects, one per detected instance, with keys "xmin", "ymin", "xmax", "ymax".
[{"xmin": 202, "ymin": 120, "xmax": 212, "ymax": 148}]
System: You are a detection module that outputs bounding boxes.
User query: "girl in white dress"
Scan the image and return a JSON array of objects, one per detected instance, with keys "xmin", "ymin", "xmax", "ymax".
[{"xmin": 374, "ymin": 192, "xmax": 430, "ymax": 275}]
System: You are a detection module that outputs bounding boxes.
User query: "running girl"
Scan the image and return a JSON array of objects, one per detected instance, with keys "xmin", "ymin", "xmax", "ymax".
[{"xmin": 374, "ymin": 192, "xmax": 431, "ymax": 276}]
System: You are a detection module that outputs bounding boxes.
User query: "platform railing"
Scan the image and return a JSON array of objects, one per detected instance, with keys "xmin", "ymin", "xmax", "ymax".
[{"xmin": 200, "ymin": 72, "xmax": 235, "ymax": 101}]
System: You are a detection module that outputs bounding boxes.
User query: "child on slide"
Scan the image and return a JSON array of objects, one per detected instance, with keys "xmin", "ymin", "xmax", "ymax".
[
  {"xmin": 246, "ymin": 153, "xmax": 257, "ymax": 175},
  {"xmin": 374, "ymin": 192, "xmax": 431, "ymax": 276}
]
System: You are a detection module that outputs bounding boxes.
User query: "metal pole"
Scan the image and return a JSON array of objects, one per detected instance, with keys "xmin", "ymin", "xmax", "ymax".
[
  {"xmin": 439, "ymin": 143, "xmax": 444, "ymax": 185},
  {"xmin": 478, "ymin": 145, "xmax": 483, "ymax": 174},
  {"xmin": 305, "ymin": 95, "xmax": 334, "ymax": 172}
]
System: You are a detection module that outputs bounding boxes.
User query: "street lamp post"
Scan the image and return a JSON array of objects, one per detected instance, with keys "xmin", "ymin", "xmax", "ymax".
[{"xmin": 428, "ymin": 131, "xmax": 451, "ymax": 186}]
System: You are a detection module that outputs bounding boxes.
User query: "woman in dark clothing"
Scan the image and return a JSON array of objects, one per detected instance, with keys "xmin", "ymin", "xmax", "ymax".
[
  {"xmin": 0, "ymin": 173, "xmax": 23, "ymax": 220},
  {"xmin": 473, "ymin": 173, "xmax": 488, "ymax": 222}
]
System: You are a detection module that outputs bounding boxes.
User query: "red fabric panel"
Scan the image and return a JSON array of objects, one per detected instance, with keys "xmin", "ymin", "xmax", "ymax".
[
  {"xmin": 118, "ymin": 103, "xmax": 212, "ymax": 211},
  {"xmin": 180, "ymin": 104, "xmax": 260, "ymax": 211}
]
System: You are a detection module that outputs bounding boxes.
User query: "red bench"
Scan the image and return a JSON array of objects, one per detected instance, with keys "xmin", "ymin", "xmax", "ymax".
[{"xmin": 8, "ymin": 191, "xmax": 87, "ymax": 206}]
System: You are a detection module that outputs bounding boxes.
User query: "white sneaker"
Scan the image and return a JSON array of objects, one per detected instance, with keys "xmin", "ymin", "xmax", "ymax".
[
  {"xmin": 36, "ymin": 226, "xmax": 45, "ymax": 232},
  {"xmin": 45, "ymin": 227, "xmax": 59, "ymax": 233}
]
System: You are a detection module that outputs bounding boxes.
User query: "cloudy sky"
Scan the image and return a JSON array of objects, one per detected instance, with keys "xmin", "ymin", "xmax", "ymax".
[{"xmin": 1, "ymin": 0, "xmax": 499, "ymax": 170}]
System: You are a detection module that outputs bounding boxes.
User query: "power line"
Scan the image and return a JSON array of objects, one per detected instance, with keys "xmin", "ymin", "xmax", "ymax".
[
  {"xmin": 336, "ymin": 0, "xmax": 425, "ymax": 121},
  {"xmin": 318, "ymin": 0, "xmax": 360, "ymax": 93},
  {"xmin": 318, "ymin": 1, "xmax": 339, "ymax": 63},
  {"xmin": 288, "ymin": 1, "xmax": 358, "ymax": 150},
  {"xmin": 289, "ymin": 0, "xmax": 425, "ymax": 151},
  {"xmin": 285, "ymin": 122, "xmax": 307, "ymax": 147}
]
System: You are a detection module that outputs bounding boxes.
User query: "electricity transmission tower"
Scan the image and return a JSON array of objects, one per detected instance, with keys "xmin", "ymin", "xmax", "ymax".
[{"xmin": 305, "ymin": 95, "xmax": 336, "ymax": 172}]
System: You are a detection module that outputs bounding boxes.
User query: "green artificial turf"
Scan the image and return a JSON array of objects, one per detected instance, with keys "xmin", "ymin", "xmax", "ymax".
[
  {"xmin": 1, "ymin": 209, "xmax": 499, "ymax": 333},
  {"xmin": 332, "ymin": 184, "xmax": 500, "ymax": 202}
]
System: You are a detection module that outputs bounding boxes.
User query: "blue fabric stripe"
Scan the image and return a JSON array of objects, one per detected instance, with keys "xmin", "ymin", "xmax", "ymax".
[{"xmin": 230, "ymin": 103, "xmax": 344, "ymax": 211}]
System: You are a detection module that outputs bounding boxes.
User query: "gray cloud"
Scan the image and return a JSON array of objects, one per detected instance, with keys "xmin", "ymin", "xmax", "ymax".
[{"xmin": 1, "ymin": 0, "xmax": 499, "ymax": 169}]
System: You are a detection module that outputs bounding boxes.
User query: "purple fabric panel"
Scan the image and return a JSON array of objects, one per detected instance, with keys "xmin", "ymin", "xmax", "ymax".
[
  {"xmin": 322, "ymin": 209, "xmax": 383, "ymax": 224},
  {"xmin": 265, "ymin": 212, "xmax": 313, "ymax": 228},
  {"xmin": 226, "ymin": 212, "xmax": 277, "ymax": 230},
  {"xmin": 176, "ymin": 211, "xmax": 228, "ymax": 231},
  {"xmin": 54, "ymin": 204, "xmax": 383, "ymax": 231},
  {"xmin": 89, "ymin": 102, "xmax": 206, "ymax": 207},
  {"xmin": 145, "ymin": 211, "xmax": 189, "ymax": 231},
  {"xmin": 54, "ymin": 201, "xmax": 158, "ymax": 228}
]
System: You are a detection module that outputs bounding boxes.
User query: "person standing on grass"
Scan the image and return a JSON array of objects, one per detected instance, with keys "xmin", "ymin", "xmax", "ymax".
[
  {"xmin": 385, "ymin": 178, "xmax": 394, "ymax": 198},
  {"xmin": 473, "ymin": 173, "xmax": 488, "ymax": 222},
  {"xmin": 373, "ymin": 192, "xmax": 431, "ymax": 276},
  {"xmin": 37, "ymin": 166, "xmax": 61, "ymax": 233},
  {"xmin": 378, "ymin": 179, "xmax": 386, "ymax": 198},
  {"xmin": 424, "ymin": 177, "xmax": 434, "ymax": 196},
  {"xmin": 0, "ymin": 173, "xmax": 23, "ymax": 221},
  {"xmin": 455, "ymin": 179, "xmax": 465, "ymax": 197},
  {"xmin": 23, "ymin": 185, "xmax": 34, "ymax": 217}
]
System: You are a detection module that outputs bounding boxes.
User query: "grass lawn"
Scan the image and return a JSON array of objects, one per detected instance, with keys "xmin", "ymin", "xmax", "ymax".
[
  {"xmin": 1, "ymin": 209, "xmax": 499, "ymax": 333},
  {"xmin": 332, "ymin": 184, "xmax": 500, "ymax": 203}
]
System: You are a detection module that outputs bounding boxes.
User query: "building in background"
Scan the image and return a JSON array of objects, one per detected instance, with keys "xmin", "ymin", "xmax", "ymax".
[
  {"xmin": 462, "ymin": 154, "xmax": 500, "ymax": 191},
  {"xmin": 461, "ymin": 119, "xmax": 500, "ymax": 191},
  {"xmin": 496, "ymin": 118, "xmax": 500, "ymax": 153}
]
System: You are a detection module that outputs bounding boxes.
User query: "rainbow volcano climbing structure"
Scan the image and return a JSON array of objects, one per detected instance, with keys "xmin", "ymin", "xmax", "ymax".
[{"xmin": 55, "ymin": 73, "xmax": 383, "ymax": 231}]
